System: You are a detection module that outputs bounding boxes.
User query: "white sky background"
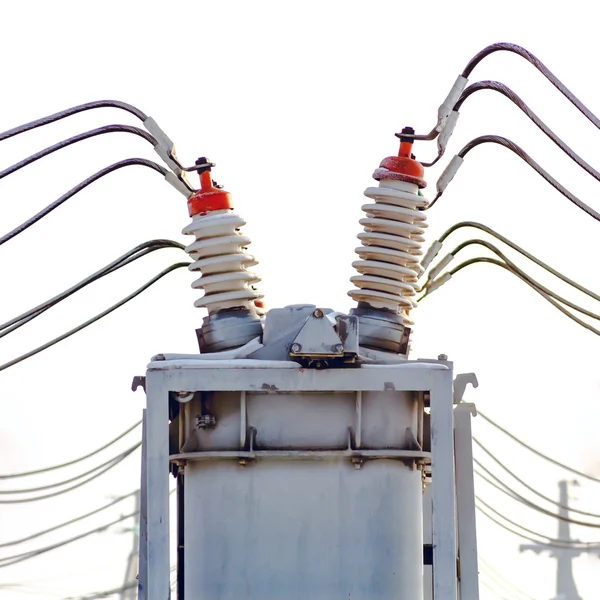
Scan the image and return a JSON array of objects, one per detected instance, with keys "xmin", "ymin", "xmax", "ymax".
[{"xmin": 0, "ymin": 1, "xmax": 599, "ymax": 598}]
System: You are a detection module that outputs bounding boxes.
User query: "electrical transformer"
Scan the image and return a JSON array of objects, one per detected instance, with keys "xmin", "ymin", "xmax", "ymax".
[{"xmin": 135, "ymin": 132, "xmax": 480, "ymax": 600}]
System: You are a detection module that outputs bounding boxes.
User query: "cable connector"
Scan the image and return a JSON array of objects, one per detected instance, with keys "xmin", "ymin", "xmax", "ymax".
[
  {"xmin": 427, "ymin": 272, "xmax": 452, "ymax": 294},
  {"xmin": 436, "ymin": 155, "xmax": 464, "ymax": 196},
  {"xmin": 436, "ymin": 75, "xmax": 468, "ymax": 133},
  {"xmin": 420, "ymin": 240, "xmax": 443, "ymax": 271},
  {"xmin": 144, "ymin": 117, "xmax": 194, "ymax": 193},
  {"xmin": 165, "ymin": 171, "xmax": 193, "ymax": 198},
  {"xmin": 437, "ymin": 110, "xmax": 459, "ymax": 155},
  {"xmin": 428, "ymin": 253, "xmax": 455, "ymax": 281}
]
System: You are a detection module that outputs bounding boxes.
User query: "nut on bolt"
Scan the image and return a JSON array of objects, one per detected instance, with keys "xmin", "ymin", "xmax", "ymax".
[
  {"xmin": 291, "ymin": 343, "xmax": 302, "ymax": 353},
  {"xmin": 438, "ymin": 354, "xmax": 448, "ymax": 361},
  {"xmin": 313, "ymin": 309, "xmax": 324, "ymax": 318},
  {"xmin": 335, "ymin": 344, "xmax": 344, "ymax": 353}
]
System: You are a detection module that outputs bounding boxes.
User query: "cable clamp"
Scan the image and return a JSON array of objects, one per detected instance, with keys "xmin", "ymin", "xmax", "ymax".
[
  {"xmin": 435, "ymin": 75, "xmax": 468, "ymax": 132},
  {"xmin": 420, "ymin": 240, "xmax": 443, "ymax": 271},
  {"xmin": 165, "ymin": 171, "xmax": 193, "ymax": 198},
  {"xmin": 436, "ymin": 155, "xmax": 464, "ymax": 196}
]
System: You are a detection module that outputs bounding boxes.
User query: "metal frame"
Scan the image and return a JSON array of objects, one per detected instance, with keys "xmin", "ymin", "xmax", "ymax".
[
  {"xmin": 454, "ymin": 403, "xmax": 480, "ymax": 600},
  {"xmin": 142, "ymin": 359, "xmax": 456, "ymax": 600}
]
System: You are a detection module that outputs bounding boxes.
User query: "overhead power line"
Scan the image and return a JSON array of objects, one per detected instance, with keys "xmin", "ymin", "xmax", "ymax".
[
  {"xmin": 476, "ymin": 501, "xmax": 599, "ymax": 550},
  {"xmin": 0, "ymin": 446, "xmax": 140, "ymax": 504},
  {"xmin": 62, "ymin": 581, "xmax": 137, "ymax": 600},
  {"xmin": 429, "ymin": 221, "xmax": 600, "ymax": 303},
  {"xmin": 478, "ymin": 555, "xmax": 536, "ymax": 600},
  {"xmin": 0, "ymin": 158, "xmax": 168, "ymax": 247},
  {"xmin": 478, "ymin": 410, "xmax": 600, "ymax": 485},
  {"xmin": 476, "ymin": 496, "xmax": 599, "ymax": 547},
  {"xmin": 0, "ymin": 490, "xmax": 138, "ymax": 548},
  {"xmin": 0, "ymin": 100, "xmax": 147, "ymax": 143},
  {"xmin": 454, "ymin": 81, "xmax": 600, "ymax": 183},
  {"xmin": 473, "ymin": 436, "xmax": 600, "ymax": 519},
  {"xmin": 0, "ymin": 421, "xmax": 140, "ymax": 479},
  {"xmin": 430, "ymin": 135, "xmax": 600, "ymax": 221},
  {"xmin": 460, "ymin": 43, "xmax": 600, "ymax": 132},
  {"xmin": 0, "ymin": 510, "xmax": 138, "ymax": 569},
  {"xmin": 0, "ymin": 240, "xmax": 185, "ymax": 340},
  {"xmin": 0, "ymin": 125, "xmax": 157, "ymax": 182},
  {"xmin": 421, "ymin": 256, "xmax": 600, "ymax": 338},
  {"xmin": 474, "ymin": 461, "xmax": 600, "ymax": 529},
  {"xmin": 0, "ymin": 443, "xmax": 140, "ymax": 495},
  {"xmin": 0, "ymin": 261, "xmax": 191, "ymax": 373}
]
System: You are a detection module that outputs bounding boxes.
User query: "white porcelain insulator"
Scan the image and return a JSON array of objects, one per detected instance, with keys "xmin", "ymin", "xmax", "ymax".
[
  {"xmin": 182, "ymin": 210, "xmax": 263, "ymax": 313},
  {"xmin": 348, "ymin": 179, "xmax": 428, "ymax": 326}
]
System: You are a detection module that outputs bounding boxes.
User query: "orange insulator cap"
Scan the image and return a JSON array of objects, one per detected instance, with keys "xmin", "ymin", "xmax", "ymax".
[
  {"xmin": 373, "ymin": 127, "xmax": 426, "ymax": 188},
  {"xmin": 187, "ymin": 162, "xmax": 233, "ymax": 217}
]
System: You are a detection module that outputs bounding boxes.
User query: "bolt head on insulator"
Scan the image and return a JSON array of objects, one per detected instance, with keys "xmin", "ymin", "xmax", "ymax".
[
  {"xmin": 373, "ymin": 127, "xmax": 426, "ymax": 188},
  {"xmin": 187, "ymin": 157, "xmax": 233, "ymax": 217}
]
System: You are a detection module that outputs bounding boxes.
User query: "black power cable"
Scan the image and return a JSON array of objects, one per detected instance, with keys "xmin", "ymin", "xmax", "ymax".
[
  {"xmin": 0, "ymin": 125, "xmax": 157, "ymax": 181},
  {"xmin": 0, "ymin": 261, "xmax": 190, "ymax": 373},
  {"xmin": 0, "ymin": 100, "xmax": 147, "ymax": 143},
  {"xmin": 0, "ymin": 158, "xmax": 168, "ymax": 247},
  {"xmin": 461, "ymin": 43, "xmax": 600, "ymax": 132},
  {"xmin": 0, "ymin": 240, "xmax": 186, "ymax": 339}
]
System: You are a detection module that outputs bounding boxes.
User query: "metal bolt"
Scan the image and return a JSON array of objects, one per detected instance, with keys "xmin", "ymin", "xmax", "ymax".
[
  {"xmin": 313, "ymin": 308, "xmax": 324, "ymax": 318},
  {"xmin": 437, "ymin": 354, "xmax": 448, "ymax": 361},
  {"xmin": 291, "ymin": 343, "xmax": 302, "ymax": 353},
  {"xmin": 335, "ymin": 344, "xmax": 344, "ymax": 353}
]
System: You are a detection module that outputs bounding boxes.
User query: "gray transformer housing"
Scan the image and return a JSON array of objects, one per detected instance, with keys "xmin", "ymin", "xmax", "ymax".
[{"xmin": 138, "ymin": 305, "xmax": 474, "ymax": 600}]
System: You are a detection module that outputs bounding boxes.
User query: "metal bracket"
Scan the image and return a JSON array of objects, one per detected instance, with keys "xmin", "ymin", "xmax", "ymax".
[
  {"xmin": 453, "ymin": 373, "xmax": 478, "ymax": 404},
  {"xmin": 131, "ymin": 376, "xmax": 146, "ymax": 393}
]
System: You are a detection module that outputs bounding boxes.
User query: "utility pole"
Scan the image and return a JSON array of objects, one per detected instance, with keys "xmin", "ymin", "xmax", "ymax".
[
  {"xmin": 520, "ymin": 480, "xmax": 600, "ymax": 600},
  {"xmin": 120, "ymin": 489, "xmax": 140, "ymax": 600}
]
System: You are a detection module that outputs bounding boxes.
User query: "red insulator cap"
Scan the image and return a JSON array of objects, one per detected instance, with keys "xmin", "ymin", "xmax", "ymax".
[
  {"xmin": 373, "ymin": 127, "xmax": 426, "ymax": 188},
  {"xmin": 187, "ymin": 168, "xmax": 233, "ymax": 217}
]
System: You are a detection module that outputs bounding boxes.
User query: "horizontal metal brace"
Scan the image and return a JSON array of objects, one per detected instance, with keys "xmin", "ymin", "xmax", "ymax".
[{"xmin": 170, "ymin": 449, "xmax": 431, "ymax": 462}]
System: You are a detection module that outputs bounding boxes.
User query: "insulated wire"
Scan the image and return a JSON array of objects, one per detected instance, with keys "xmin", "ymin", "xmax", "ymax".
[
  {"xmin": 478, "ymin": 555, "xmax": 536, "ymax": 600},
  {"xmin": 0, "ymin": 100, "xmax": 147, "ymax": 143},
  {"xmin": 451, "ymin": 135, "xmax": 600, "ymax": 221},
  {"xmin": 425, "ymin": 256, "xmax": 600, "ymax": 337},
  {"xmin": 0, "ymin": 262, "xmax": 191, "ymax": 373},
  {"xmin": 0, "ymin": 125, "xmax": 157, "ymax": 181},
  {"xmin": 0, "ymin": 490, "xmax": 138, "ymax": 547},
  {"xmin": 0, "ymin": 443, "xmax": 140, "ymax": 495},
  {"xmin": 0, "ymin": 421, "xmax": 141, "ymax": 479},
  {"xmin": 474, "ymin": 461, "xmax": 600, "ymax": 530},
  {"xmin": 454, "ymin": 81, "xmax": 600, "ymax": 183},
  {"xmin": 476, "ymin": 501, "xmax": 598, "ymax": 550},
  {"xmin": 476, "ymin": 495, "xmax": 596, "ymax": 546},
  {"xmin": 436, "ymin": 239, "xmax": 600, "ymax": 322},
  {"xmin": 461, "ymin": 43, "xmax": 600, "ymax": 132},
  {"xmin": 478, "ymin": 410, "xmax": 600, "ymax": 485},
  {"xmin": 435, "ymin": 221, "xmax": 600, "ymax": 303},
  {"xmin": 0, "ymin": 158, "xmax": 168, "ymax": 247},
  {"xmin": 0, "ymin": 510, "xmax": 138, "ymax": 568},
  {"xmin": 0, "ymin": 240, "xmax": 186, "ymax": 339},
  {"xmin": 473, "ymin": 436, "xmax": 600, "ymax": 519},
  {"xmin": 0, "ymin": 446, "xmax": 139, "ymax": 504}
]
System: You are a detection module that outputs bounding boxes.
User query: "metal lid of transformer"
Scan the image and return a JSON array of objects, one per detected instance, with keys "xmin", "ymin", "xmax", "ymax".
[{"xmin": 373, "ymin": 126, "xmax": 426, "ymax": 188}]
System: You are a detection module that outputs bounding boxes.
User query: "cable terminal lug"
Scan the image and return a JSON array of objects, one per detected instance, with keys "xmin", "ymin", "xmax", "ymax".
[
  {"xmin": 165, "ymin": 171, "xmax": 193, "ymax": 198},
  {"xmin": 435, "ymin": 75, "xmax": 468, "ymax": 132},
  {"xmin": 420, "ymin": 240, "xmax": 443, "ymax": 271},
  {"xmin": 428, "ymin": 253, "xmax": 454, "ymax": 281},
  {"xmin": 427, "ymin": 272, "xmax": 452, "ymax": 294},
  {"xmin": 436, "ymin": 155, "xmax": 464, "ymax": 196}
]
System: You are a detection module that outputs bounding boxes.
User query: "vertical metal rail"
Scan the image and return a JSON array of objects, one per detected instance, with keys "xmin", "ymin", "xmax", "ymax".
[
  {"xmin": 145, "ymin": 371, "xmax": 171, "ymax": 600},
  {"xmin": 430, "ymin": 368, "xmax": 457, "ymax": 600},
  {"xmin": 454, "ymin": 403, "xmax": 480, "ymax": 600}
]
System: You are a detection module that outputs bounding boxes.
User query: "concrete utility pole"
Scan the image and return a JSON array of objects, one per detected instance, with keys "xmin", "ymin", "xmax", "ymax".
[
  {"xmin": 119, "ymin": 490, "xmax": 140, "ymax": 600},
  {"xmin": 520, "ymin": 480, "xmax": 600, "ymax": 600}
]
